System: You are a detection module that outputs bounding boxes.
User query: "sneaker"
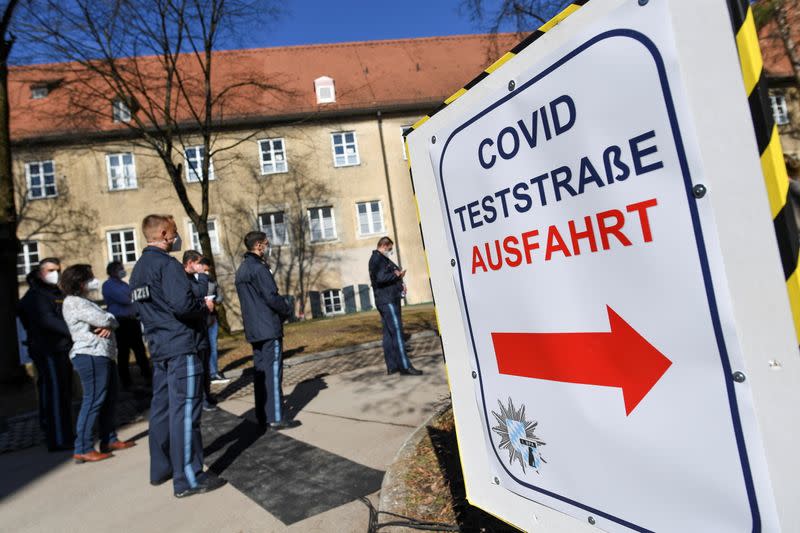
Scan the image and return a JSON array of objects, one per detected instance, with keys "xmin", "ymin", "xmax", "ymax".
[
  {"xmin": 202, "ymin": 403, "xmax": 219, "ymax": 412},
  {"xmin": 267, "ymin": 419, "xmax": 302, "ymax": 430},
  {"xmin": 174, "ymin": 473, "xmax": 227, "ymax": 498},
  {"xmin": 210, "ymin": 373, "xmax": 230, "ymax": 384}
]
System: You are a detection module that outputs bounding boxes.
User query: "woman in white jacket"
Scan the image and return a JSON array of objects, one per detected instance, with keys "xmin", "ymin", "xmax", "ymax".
[{"xmin": 61, "ymin": 264, "xmax": 135, "ymax": 463}]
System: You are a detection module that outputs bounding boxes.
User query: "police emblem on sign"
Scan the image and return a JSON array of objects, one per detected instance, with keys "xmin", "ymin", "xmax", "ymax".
[{"xmin": 491, "ymin": 397, "xmax": 546, "ymax": 474}]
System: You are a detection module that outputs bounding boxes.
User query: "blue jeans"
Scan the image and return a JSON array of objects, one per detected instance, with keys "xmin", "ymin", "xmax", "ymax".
[
  {"xmin": 208, "ymin": 319, "xmax": 219, "ymax": 376},
  {"xmin": 72, "ymin": 355, "xmax": 119, "ymax": 454}
]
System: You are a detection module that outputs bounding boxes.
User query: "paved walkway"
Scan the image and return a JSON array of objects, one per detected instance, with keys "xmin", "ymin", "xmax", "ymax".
[{"xmin": 0, "ymin": 337, "xmax": 448, "ymax": 533}]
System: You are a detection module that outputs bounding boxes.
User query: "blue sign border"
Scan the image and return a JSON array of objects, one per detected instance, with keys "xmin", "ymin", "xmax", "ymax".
[{"xmin": 438, "ymin": 29, "xmax": 760, "ymax": 533}]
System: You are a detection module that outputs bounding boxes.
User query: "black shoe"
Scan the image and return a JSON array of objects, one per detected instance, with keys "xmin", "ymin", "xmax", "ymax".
[
  {"xmin": 267, "ymin": 419, "xmax": 301, "ymax": 430},
  {"xmin": 174, "ymin": 474, "xmax": 227, "ymax": 498},
  {"xmin": 387, "ymin": 368, "xmax": 399, "ymax": 375},
  {"xmin": 399, "ymin": 366, "xmax": 423, "ymax": 376},
  {"xmin": 151, "ymin": 474, "xmax": 172, "ymax": 486}
]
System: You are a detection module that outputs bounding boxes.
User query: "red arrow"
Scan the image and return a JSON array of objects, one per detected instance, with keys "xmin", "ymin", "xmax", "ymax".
[{"xmin": 491, "ymin": 306, "xmax": 671, "ymax": 415}]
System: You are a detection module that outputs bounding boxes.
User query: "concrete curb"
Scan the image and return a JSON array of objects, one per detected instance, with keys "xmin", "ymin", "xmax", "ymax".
[
  {"xmin": 377, "ymin": 400, "xmax": 453, "ymax": 532},
  {"xmin": 224, "ymin": 330, "xmax": 439, "ymax": 378}
]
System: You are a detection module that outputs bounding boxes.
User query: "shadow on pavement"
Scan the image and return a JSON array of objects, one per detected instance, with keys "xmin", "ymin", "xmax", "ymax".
[
  {"xmin": 0, "ymin": 449, "xmax": 72, "ymax": 502},
  {"xmin": 284, "ymin": 374, "xmax": 328, "ymax": 420}
]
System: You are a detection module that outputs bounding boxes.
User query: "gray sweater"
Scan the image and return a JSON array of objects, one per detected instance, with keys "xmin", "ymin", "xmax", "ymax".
[{"xmin": 62, "ymin": 295, "xmax": 119, "ymax": 360}]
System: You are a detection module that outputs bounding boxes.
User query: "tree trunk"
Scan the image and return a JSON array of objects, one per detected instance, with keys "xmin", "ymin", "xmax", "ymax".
[
  {"xmin": 0, "ymin": 26, "xmax": 27, "ymax": 384},
  {"xmin": 197, "ymin": 225, "xmax": 231, "ymax": 333}
]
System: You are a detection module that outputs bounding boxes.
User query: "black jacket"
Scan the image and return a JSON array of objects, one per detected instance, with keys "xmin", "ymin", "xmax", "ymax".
[
  {"xmin": 18, "ymin": 276, "xmax": 72, "ymax": 356},
  {"xmin": 369, "ymin": 250, "xmax": 403, "ymax": 306},
  {"xmin": 188, "ymin": 272, "xmax": 210, "ymax": 352},
  {"xmin": 235, "ymin": 252, "xmax": 291, "ymax": 343},
  {"xmin": 129, "ymin": 246, "xmax": 208, "ymax": 361}
]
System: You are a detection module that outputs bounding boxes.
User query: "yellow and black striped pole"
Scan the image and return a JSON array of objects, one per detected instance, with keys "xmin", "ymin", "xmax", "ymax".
[
  {"xmin": 728, "ymin": 0, "xmax": 800, "ymax": 341},
  {"xmin": 402, "ymin": 0, "xmax": 591, "ymax": 349}
]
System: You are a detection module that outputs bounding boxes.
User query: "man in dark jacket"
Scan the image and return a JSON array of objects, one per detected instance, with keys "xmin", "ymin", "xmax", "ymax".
[
  {"xmin": 102, "ymin": 260, "xmax": 151, "ymax": 389},
  {"xmin": 182, "ymin": 250, "xmax": 216, "ymax": 412},
  {"xmin": 235, "ymin": 231, "xmax": 298, "ymax": 430},
  {"xmin": 369, "ymin": 237, "xmax": 422, "ymax": 376},
  {"xmin": 18, "ymin": 257, "xmax": 75, "ymax": 451},
  {"xmin": 129, "ymin": 214, "xmax": 225, "ymax": 498}
]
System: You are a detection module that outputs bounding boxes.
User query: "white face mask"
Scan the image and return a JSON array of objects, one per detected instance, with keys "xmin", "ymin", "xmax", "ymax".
[
  {"xmin": 382, "ymin": 248, "xmax": 394, "ymax": 258},
  {"xmin": 44, "ymin": 270, "xmax": 60, "ymax": 285},
  {"xmin": 86, "ymin": 278, "xmax": 101, "ymax": 291}
]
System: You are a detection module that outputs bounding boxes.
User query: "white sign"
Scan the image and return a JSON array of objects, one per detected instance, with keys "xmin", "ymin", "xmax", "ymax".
[{"xmin": 409, "ymin": 1, "xmax": 793, "ymax": 531}]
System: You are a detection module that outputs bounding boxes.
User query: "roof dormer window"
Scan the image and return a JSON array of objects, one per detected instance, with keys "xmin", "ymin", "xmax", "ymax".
[
  {"xmin": 112, "ymin": 99, "xmax": 132, "ymax": 123},
  {"xmin": 314, "ymin": 76, "xmax": 335, "ymax": 104},
  {"xmin": 31, "ymin": 86, "xmax": 49, "ymax": 99}
]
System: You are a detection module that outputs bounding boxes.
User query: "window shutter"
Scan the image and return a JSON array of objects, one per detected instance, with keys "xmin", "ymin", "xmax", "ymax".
[
  {"xmin": 343, "ymin": 286, "xmax": 356, "ymax": 314},
  {"xmin": 309, "ymin": 291, "xmax": 323, "ymax": 318},
  {"xmin": 358, "ymin": 284, "xmax": 372, "ymax": 311}
]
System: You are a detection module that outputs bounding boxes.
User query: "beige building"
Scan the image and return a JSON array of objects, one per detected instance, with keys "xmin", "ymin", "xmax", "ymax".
[{"xmin": 11, "ymin": 35, "xmax": 516, "ymax": 326}]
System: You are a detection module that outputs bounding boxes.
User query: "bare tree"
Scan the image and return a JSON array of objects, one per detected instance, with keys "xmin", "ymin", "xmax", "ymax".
[
  {"xmin": 755, "ymin": 0, "xmax": 800, "ymax": 87},
  {"xmin": 0, "ymin": 0, "xmax": 26, "ymax": 384},
  {"xmin": 217, "ymin": 153, "xmax": 334, "ymax": 322},
  {"xmin": 463, "ymin": 0, "xmax": 571, "ymax": 34},
  {"xmin": 20, "ymin": 0, "xmax": 285, "ymax": 330}
]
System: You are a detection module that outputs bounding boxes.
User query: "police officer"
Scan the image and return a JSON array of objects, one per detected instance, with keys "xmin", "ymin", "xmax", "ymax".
[
  {"xmin": 18, "ymin": 258, "xmax": 75, "ymax": 451},
  {"xmin": 129, "ymin": 214, "xmax": 226, "ymax": 498},
  {"xmin": 235, "ymin": 231, "xmax": 298, "ymax": 430},
  {"xmin": 368, "ymin": 237, "xmax": 422, "ymax": 376}
]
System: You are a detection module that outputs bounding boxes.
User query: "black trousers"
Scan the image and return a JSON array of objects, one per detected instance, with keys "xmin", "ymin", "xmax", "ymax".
[
  {"xmin": 116, "ymin": 317, "xmax": 151, "ymax": 387},
  {"xmin": 198, "ymin": 347, "xmax": 214, "ymax": 406},
  {"xmin": 30, "ymin": 351, "xmax": 74, "ymax": 451},
  {"xmin": 251, "ymin": 338, "xmax": 285, "ymax": 424}
]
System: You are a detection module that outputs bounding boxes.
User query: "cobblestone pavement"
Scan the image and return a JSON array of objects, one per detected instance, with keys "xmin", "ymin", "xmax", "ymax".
[{"xmin": 0, "ymin": 335, "xmax": 444, "ymax": 455}]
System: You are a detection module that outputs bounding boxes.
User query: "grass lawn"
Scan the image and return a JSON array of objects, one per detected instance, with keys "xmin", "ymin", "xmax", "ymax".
[{"xmin": 216, "ymin": 303, "xmax": 437, "ymax": 373}]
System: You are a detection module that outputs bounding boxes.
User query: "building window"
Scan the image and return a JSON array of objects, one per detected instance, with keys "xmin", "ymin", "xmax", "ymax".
[
  {"xmin": 188, "ymin": 218, "xmax": 221, "ymax": 254},
  {"xmin": 401, "ymin": 125, "xmax": 413, "ymax": 160},
  {"xmin": 331, "ymin": 132, "xmax": 359, "ymax": 167},
  {"xmin": 308, "ymin": 206, "xmax": 336, "ymax": 242},
  {"xmin": 107, "ymin": 152, "xmax": 137, "ymax": 190},
  {"xmin": 25, "ymin": 160, "xmax": 57, "ymax": 199},
  {"xmin": 112, "ymin": 100, "xmax": 131, "ymax": 123},
  {"xmin": 259, "ymin": 211, "xmax": 288, "ymax": 245},
  {"xmin": 17, "ymin": 241, "xmax": 39, "ymax": 277},
  {"xmin": 314, "ymin": 76, "xmax": 335, "ymax": 104},
  {"xmin": 770, "ymin": 93, "xmax": 790, "ymax": 126},
  {"xmin": 107, "ymin": 229, "xmax": 137, "ymax": 263},
  {"xmin": 258, "ymin": 138, "xmax": 288, "ymax": 175},
  {"xmin": 31, "ymin": 86, "xmax": 48, "ymax": 99},
  {"xmin": 185, "ymin": 145, "xmax": 214, "ymax": 182},
  {"xmin": 356, "ymin": 201, "xmax": 384, "ymax": 236},
  {"xmin": 322, "ymin": 289, "xmax": 344, "ymax": 315}
]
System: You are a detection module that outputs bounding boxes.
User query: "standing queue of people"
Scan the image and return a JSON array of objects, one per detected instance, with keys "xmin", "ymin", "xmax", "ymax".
[{"xmin": 17, "ymin": 212, "xmax": 416, "ymax": 499}]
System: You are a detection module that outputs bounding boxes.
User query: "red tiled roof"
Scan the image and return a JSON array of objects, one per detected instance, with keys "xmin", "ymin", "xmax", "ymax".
[
  {"xmin": 9, "ymin": 33, "xmax": 518, "ymax": 143},
  {"xmin": 758, "ymin": 2, "xmax": 799, "ymax": 80}
]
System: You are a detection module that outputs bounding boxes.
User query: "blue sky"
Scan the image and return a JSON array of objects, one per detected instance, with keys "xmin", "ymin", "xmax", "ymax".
[{"xmin": 11, "ymin": 0, "xmax": 573, "ymax": 64}]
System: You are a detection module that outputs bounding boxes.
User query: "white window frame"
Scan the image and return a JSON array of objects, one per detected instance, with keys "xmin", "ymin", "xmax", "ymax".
[
  {"xmin": 106, "ymin": 152, "xmax": 137, "ymax": 190},
  {"xmin": 259, "ymin": 211, "xmax": 289, "ymax": 246},
  {"xmin": 400, "ymin": 125, "xmax": 413, "ymax": 160},
  {"xmin": 331, "ymin": 131, "xmax": 360, "ymax": 167},
  {"xmin": 770, "ymin": 93, "xmax": 790, "ymax": 126},
  {"xmin": 31, "ymin": 86, "xmax": 48, "ymax": 99},
  {"xmin": 258, "ymin": 138, "xmax": 289, "ymax": 175},
  {"xmin": 185, "ymin": 145, "xmax": 215, "ymax": 183},
  {"xmin": 356, "ymin": 200, "xmax": 385, "ymax": 236},
  {"xmin": 314, "ymin": 76, "xmax": 335, "ymax": 104},
  {"xmin": 188, "ymin": 218, "xmax": 222, "ymax": 255},
  {"xmin": 106, "ymin": 228, "xmax": 138, "ymax": 264},
  {"xmin": 17, "ymin": 241, "xmax": 39, "ymax": 278},
  {"xmin": 322, "ymin": 289, "xmax": 345, "ymax": 316},
  {"xmin": 25, "ymin": 160, "xmax": 58, "ymax": 199},
  {"xmin": 112, "ymin": 99, "xmax": 131, "ymax": 123},
  {"xmin": 308, "ymin": 206, "xmax": 337, "ymax": 242}
]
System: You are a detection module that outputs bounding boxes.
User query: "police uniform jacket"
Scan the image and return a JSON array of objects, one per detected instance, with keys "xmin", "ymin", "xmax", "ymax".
[
  {"xmin": 129, "ymin": 246, "xmax": 208, "ymax": 361},
  {"xmin": 18, "ymin": 276, "xmax": 72, "ymax": 356},
  {"xmin": 369, "ymin": 250, "xmax": 403, "ymax": 306},
  {"xmin": 235, "ymin": 252, "xmax": 291, "ymax": 343}
]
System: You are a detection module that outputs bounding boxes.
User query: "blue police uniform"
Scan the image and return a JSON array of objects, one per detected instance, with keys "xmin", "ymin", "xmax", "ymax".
[
  {"xmin": 234, "ymin": 252, "xmax": 292, "ymax": 425},
  {"xmin": 368, "ymin": 250, "xmax": 411, "ymax": 373},
  {"xmin": 129, "ymin": 246, "xmax": 208, "ymax": 494}
]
